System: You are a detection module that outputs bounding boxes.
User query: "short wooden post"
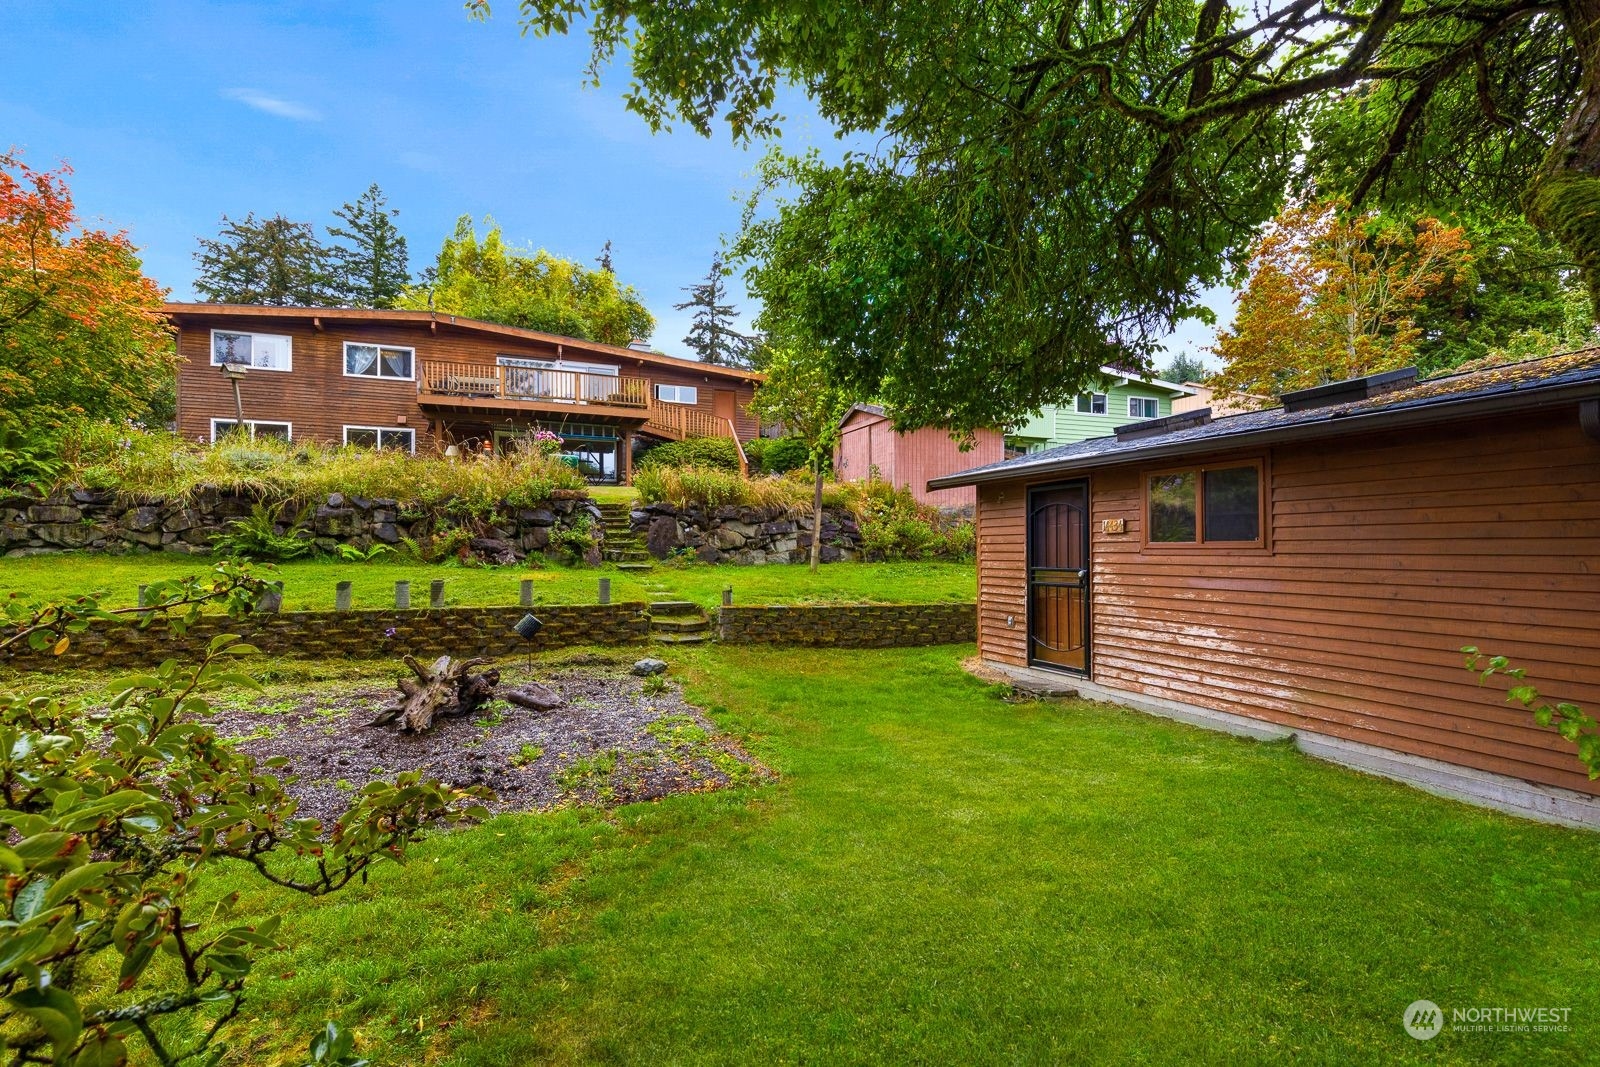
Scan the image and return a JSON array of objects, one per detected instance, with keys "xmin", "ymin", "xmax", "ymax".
[
  {"xmin": 598, "ymin": 577, "xmax": 611, "ymax": 605},
  {"xmin": 395, "ymin": 580, "xmax": 411, "ymax": 609},
  {"xmin": 430, "ymin": 579, "xmax": 445, "ymax": 610},
  {"xmin": 722, "ymin": 585, "xmax": 733, "ymax": 607},
  {"xmin": 520, "ymin": 579, "xmax": 534, "ymax": 608},
  {"xmin": 335, "ymin": 581, "xmax": 353, "ymax": 612},
  {"xmin": 136, "ymin": 584, "xmax": 148, "ymax": 608},
  {"xmin": 258, "ymin": 581, "xmax": 283, "ymax": 614}
]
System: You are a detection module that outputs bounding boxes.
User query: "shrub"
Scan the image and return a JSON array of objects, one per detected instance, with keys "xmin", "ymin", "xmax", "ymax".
[
  {"xmin": 846, "ymin": 481, "xmax": 960, "ymax": 561},
  {"xmin": 759, "ymin": 435, "xmax": 812, "ymax": 475},
  {"xmin": 211, "ymin": 500, "xmax": 315, "ymax": 561},
  {"xmin": 634, "ymin": 465, "xmax": 808, "ymax": 512},
  {"xmin": 636, "ymin": 436, "xmax": 743, "ymax": 473},
  {"xmin": 0, "ymin": 563, "xmax": 484, "ymax": 1064}
]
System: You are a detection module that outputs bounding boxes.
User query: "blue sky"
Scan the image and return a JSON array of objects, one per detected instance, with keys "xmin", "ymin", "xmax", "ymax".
[{"xmin": 0, "ymin": 0, "xmax": 1222, "ymax": 365}]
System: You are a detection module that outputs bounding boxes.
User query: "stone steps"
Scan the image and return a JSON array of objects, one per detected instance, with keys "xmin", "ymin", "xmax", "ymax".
[
  {"xmin": 596, "ymin": 502, "xmax": 649, "ymax": 567},
  {"xmin": 647, "ymin": 601, "xmax": 712, "ymax": 645}
]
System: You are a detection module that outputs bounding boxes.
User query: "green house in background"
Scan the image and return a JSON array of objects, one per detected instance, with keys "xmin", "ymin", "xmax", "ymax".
[{"xmin": 1006, "ymin": 367, "xmax": 1195, "ymax": 454}]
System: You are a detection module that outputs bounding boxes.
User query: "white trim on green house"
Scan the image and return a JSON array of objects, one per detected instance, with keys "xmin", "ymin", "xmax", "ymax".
[{"xmin": 1007, "ymin": 368, "xmax": 1194, "ymax": 453}]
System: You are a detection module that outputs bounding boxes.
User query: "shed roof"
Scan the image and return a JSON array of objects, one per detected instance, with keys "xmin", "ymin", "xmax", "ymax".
[
  {"xmin": 928, "ymin": 348, "xmax": 1600, "ymax": 489},
  {"xmin": 163, "ymin": 303, "xmax": 764, "ymax": 383}
]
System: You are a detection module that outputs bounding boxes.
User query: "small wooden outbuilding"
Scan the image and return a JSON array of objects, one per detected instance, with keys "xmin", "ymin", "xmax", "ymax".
[
  {"xmin": 835, "ymin": 404, "xmax": 1005, "ymax": 508},
  {"xmin": 931, "ymin": 352, "xmax": 1600, "ymax": 827}
]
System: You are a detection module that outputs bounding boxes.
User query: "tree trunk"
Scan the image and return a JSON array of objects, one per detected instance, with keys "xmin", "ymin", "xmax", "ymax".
[
  {"xmin": 370, "ymin": 654, "xmax": 501, "ymax": 733},
  {"xmin": 1528, "ymin": 0, "xmax": 1600, "ymax": 314},
  {"xmin": 810, "ymin": 464, "xmax": 824, "ymax": 573}
]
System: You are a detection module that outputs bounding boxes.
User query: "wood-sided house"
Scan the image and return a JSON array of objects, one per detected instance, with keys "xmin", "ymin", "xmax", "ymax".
[
  {"xmin": 930, "ymin": 352, "xmax": 1600, "ymax": 827},
  {"xmin": 165, "ymin": 304, "xmax": 762, "ymax": 483}
]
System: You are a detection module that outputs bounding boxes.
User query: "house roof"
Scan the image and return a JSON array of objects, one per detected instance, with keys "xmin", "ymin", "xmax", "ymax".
[
  {"xmin": 1091, "ymin": 366, "xmax": 1195, "ymax": 397},
  {"xmin": 928, "ymin": 348, "xmax": 1600, "ymax": 489},
  {"xmin": 162, "ymin": 303, "xmax": 765, "ymax": 383}
]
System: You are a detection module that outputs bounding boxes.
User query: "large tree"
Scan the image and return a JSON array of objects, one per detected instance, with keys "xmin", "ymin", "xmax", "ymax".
[
  {"xmin": 399, "ymin": 216, "xmax": 653, "ymax": 345},
  {"xmin": 675, "ymin": 255, "xmax": 755, "ymax": 366},
  {"xmin": 1209, "ymin": 200, "xmax": 1470, "ymax": 404},
  {"xmin": 486, "ymin": 0, "xmax": 1597, "ymax": 433},
  {"xmin": 327, "ymin": 183, "xmax": 410, "ymax": 308},
  {"xmin": 0, "ymin": 154, "xmax": 173, "ymax": 430},
  {"xmin": 194, "ymin": 213, "xmax": 332, "ymax": 306}
]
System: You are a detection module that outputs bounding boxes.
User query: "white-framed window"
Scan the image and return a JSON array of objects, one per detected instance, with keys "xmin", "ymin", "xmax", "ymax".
[
  {"xmin": 1076, "ymin": 392, "xmax": 1108, "ymax": 415},
  {"xmin": 344, "ymin": 342, "xmax": 414, "ymax": 380},
  {"xmin": 211, "ymin": 418, "xmax": 292, "ymax": 442},
  {"xmin": 1128, "ymin": 396, "xmax": 1159, "ymax": 419},
  {"xmin": 343, "ymin": 425, "xmax": 416, "ymax": 452},
  {"xmin": 655, "ymin": 384, "xmax": 699, "ymax": 405},
  {"xmin": 211, "ymin": 330, "xmax": 292, "ymax": 372}
]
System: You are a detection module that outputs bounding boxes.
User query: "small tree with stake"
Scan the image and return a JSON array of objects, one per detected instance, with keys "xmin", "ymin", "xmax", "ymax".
[
  {"xmin": 0, "ymin": 562, "xmax": 487, "ymax": 1065},
  {"xmin": 749, "ymin": 343, "xmax": 855, "ymax": 572}
]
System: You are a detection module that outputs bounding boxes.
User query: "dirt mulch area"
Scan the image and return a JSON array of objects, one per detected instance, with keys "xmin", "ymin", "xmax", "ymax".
[{"xmin": 204, "ymin": 654, "xmax": 772, "ymax": 826}]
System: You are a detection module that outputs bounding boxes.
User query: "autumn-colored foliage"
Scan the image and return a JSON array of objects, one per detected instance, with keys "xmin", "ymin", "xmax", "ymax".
[
  {"xmin": 1209, "ymin": 201, "xmax": 1471, "ymax": 406},
  {"xmin": 0, "ymin": 152, "xmax": 173, "ymax": 429}
]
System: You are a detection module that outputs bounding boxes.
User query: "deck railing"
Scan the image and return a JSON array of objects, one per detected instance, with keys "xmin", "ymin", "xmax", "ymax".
[
  {"xmin": 419, "ymin": 360, "xmax": 648, "ymax": 409},
  {"xmin": 643, "ymin": 397, "xmax": 730, "ymax": 441}
]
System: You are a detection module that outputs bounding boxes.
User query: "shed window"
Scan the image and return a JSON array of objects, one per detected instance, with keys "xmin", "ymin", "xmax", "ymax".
[
  {"xmin": 1146, "ymin": 462, "xmax": 1262, "ymax": 545},
  {"xmin": 1076, "ymin": 392, "xmax": 1108, "ymax": 414}
]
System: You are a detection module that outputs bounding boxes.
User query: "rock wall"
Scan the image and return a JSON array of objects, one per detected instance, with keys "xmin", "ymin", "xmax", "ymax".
[
  {"xmin": 0, "ymin": 488, "xmax": 601, "ymax": 564},
  {"xmin": 632, "ymin": 502, "xmax": 864, "ymax": 564},
  {"xmin": 717, "ymin": 603, "xmax": 977, "ymax": 646},
  {"xmin": 3, "ymin": 604, "xmax": 651, "ymax": 671}
]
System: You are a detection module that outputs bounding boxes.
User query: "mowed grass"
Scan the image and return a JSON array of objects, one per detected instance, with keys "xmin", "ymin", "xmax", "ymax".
[
  {"xmin": 0, "ymin": 556, "xmax": 975, "ymax": 611},
  {"xmin": 192, "ymin": 645, "xmax": 1597, "ymax": 1065}
]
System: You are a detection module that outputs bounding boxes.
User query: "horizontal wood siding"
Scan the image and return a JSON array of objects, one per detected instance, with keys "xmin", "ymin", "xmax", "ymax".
[
  {"xmin": 173, "ymin": 313, "xmax": 758, "ymax": 449},
  {"xmin": 976, "ymin": 481, "xmax": 1028, "ymax": 665},
  {"xmin": 978, "ymin": 408, "xmax": 1600, "ymax": 796},
  {"xmin": 836, "ymin": 415, "xmax": 1001, "ymax": 506}
]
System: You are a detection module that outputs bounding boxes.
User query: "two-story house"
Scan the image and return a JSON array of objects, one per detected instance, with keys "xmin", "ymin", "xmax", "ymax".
[
  {"xmin": 1005, "ymin": 368, "xmax": 1194, "ymax": 454},
  {"xmin": 166, "ymin": 304, "xmax": 762, "ymax": 483}
]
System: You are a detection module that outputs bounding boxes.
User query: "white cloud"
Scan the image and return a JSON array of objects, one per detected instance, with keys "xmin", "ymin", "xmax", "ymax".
[{"xmin": 222, "ymin": 88, "xmax": 321, "ymax": 122}]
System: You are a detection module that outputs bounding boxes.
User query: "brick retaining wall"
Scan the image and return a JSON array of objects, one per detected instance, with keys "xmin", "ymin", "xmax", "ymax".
[
  {"xmin": 716, "ymin": 603, "xmax": 975, "ymax": 647},
  {"xmin": 4, "ymin": 604, "xmax": 651, "ymax": 671}
]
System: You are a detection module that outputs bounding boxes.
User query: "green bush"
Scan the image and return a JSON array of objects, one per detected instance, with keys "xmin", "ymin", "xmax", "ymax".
[
  {"xmin": 759, "ymin": 436, "xmax": 812, "ymax": 475},
  {"xmin": 211, "ymin": 501, "xmax": 315, "ymax": 561},
  {"xmin": 636, "ymin": 437, "xmax": 743, "ymax": 473}
]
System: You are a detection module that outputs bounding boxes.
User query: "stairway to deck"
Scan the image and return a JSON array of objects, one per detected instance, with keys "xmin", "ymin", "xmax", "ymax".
[{"xmin": 597, "ymin": 501, "xmax": 653, "ymax": 570}]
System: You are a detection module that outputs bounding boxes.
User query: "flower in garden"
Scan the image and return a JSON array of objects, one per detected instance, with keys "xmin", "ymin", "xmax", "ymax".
[{"xmin": 384, "ymin": 627, "xmax": 397, "ymax": 638}]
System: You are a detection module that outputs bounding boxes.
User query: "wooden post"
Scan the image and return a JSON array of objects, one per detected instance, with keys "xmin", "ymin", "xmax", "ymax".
[
  {"xmin": 335, "ymin": 581, "xmax": 353, "ymax": 612},
  {"xmin": 620, "ymin": 429, "xmax": 633, "ymax": 485},
  {"xmin": 722, "ymin": 586, "xmax": 733, "ymax": 607},
  {"xmin": 520, "ymin": 579, "xmax": 534, "ymax": 608},
  {"xmin": 395, "ymin": 580, "xmax": 411, "ymax": 609},
  {"xmin": 258, "ymin": 582, "xmax": 283, "ymax": 614},
  {"xmin": 430, "ymin": 579, "xmax": 446, "ymax": 610},
  {"xmin": 598, "ymin": 577, "xmax": 611, "ymax": 605},
  {"xmin": 137, "ymin": 584, "xmax": 148, "ymax": 608}
]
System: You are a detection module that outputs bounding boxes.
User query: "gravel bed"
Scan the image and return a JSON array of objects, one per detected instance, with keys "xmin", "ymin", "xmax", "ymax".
[{"xmin": 203, "ymin": 655, "xmax": 771, "ymax": 827}]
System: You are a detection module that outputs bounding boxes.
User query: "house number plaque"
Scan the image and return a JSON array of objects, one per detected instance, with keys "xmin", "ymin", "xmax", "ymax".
[{"xmin": 1102, "ymin": 518, "xmax": 1127, "ymax": 535}]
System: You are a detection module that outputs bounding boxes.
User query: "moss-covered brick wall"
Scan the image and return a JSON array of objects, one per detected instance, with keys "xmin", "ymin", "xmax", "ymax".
[{"xmin": 716, "ymin": 604, "xmax": 976, "ymax": 647}]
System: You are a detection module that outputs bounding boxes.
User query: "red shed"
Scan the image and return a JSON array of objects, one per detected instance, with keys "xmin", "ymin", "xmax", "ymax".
[
  {"xmin": 835, "ymin": 404, "xmax": 1005, "ymax": 508},
  {"xmin": 931, "ymin": 353, "xmax": 1600, "ymax": 828}
]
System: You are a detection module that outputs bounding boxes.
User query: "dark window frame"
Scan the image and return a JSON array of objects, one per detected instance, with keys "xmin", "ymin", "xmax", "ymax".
[{"xmin": 1140, "ymin": 457, "xmax": 1270, "ymax": 552}]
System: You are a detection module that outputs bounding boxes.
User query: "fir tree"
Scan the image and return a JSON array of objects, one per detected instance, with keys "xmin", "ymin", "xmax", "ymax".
[
  {"xmin": 596, "ymin": 239, "xmax": 614, "ymax": 273},
  {"xmin": 327, "ymin": 184, "xmax": 410, "ymax": 308},
  {"xmin": 193, "ymin": 214, "xmax": 331, "ymax": 306},
  {"xmin": 675, "ymin": 256, "xmax": 752, "ymax": 366}
]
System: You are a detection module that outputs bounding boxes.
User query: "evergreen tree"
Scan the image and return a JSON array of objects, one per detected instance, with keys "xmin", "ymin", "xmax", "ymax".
[
  {"xmin": 327, "ymin": 183, "xmax": 410, "ymax": 308},
  {"xmin": 1160, "ymin": 353, "xmax": 1210, "ymax": 385},
  {"xmin": 193, "ymin": 214, "xmax": 331, "ymax": 306},
  {"xmin": 675, "ymin": 256, "xmax": 753, "ymax": 366},
  {"xmin": 596, "ymin": 239, "xmax": 614, "ymax": 273}
]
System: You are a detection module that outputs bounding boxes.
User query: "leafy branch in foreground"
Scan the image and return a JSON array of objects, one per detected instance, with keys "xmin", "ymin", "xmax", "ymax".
[
  {"xmin": 0, "ymin": 562, "xmax": 489, "ymax": 1064},
  {"xmin": 1463, "ymin": 646, "xmax": 1599, "ymax": 779}
]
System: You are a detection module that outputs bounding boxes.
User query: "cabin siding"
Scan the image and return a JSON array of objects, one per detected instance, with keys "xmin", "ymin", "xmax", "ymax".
[
  {"xmin": 172, "ymin": 311, "xmax": 759, "ymax": 450},
  {"xmin": 976, "ymin": 409, "xmax": 1600, "ymax": 796}
]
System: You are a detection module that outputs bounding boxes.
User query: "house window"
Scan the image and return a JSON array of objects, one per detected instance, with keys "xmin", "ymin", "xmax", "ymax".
[
  {"xmin": 1146, "ymin": 461, "xmax": 1263, "ymax": 545},
  {"xmin": 655, "ymin": 384, "xmax": 698, "ymax": 405},
  {"xmin": 211, "ymin": 419, "xmax": 292, "ymax": 442},
  {"xmin": 211, "ymin": 330, "xmax": 292, "ymax": 371},
  {"xmin": 1076, "ymin": 393, "xmax": 1108, "ymax": 414},
  {"xmin": 343, "ymin": 426, "xmax": 416, "ymax": 452},
  {"xmin": 1128, "ymin": 396, "xmax": 1159, "ymax": 419},
  {"xmin": 344, "ymin": 342, "xmax": 414, "ymax": 380}
]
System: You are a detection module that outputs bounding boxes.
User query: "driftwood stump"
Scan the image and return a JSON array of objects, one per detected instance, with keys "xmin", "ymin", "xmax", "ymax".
[
  {"xmin": 503, "ymin": 682, "xmax": 563, "ymax": 712},
  {"xmin": 371, "ymin": 655, "xmax": 502, "ymax": 733}
]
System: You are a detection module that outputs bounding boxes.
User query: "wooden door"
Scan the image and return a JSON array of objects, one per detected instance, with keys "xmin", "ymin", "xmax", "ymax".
[
  {"xmin": 713, "ymin": 389, "xmax": 737, "ymax": 428},
  {"xmin": 1028, "ymin": 482, "xmax": 1090, "ymax": 672}
]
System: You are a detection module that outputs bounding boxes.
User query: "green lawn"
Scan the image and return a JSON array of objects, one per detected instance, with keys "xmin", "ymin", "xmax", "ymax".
[
  {"xmin": 0, "ymin": 556, "xmax": 975, "ymax": 611},
  {"xmin": 193, "ymin": 645, "xmax": 1596, "ymax": 1065}
]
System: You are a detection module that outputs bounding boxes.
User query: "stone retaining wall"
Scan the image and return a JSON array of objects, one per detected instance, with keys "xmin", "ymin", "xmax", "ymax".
[
  {"xmin": 633, "ymin": 502, "xmax": 864, "ymax": 564},
  {"xmin": 3, "ymin": 604, "xmax": 651, "ymax": 671},
  {"xmin": 0, "ymin": 488, "xmax": 601, "ymax": 564},
  {"xmin": 716, "ymin": 603, "xmax": 976, "ymax": 647}
]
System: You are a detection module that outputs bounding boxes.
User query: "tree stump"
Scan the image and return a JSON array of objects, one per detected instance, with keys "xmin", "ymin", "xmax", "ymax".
[{"xmin": 370, "ymin": 655, "xmax": 502, "ymax": 733}]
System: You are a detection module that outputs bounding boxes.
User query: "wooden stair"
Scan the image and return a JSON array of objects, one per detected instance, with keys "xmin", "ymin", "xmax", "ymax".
[{"xmin": 641, "ymin": 399, "xmax": 749, "ymax": 476}]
